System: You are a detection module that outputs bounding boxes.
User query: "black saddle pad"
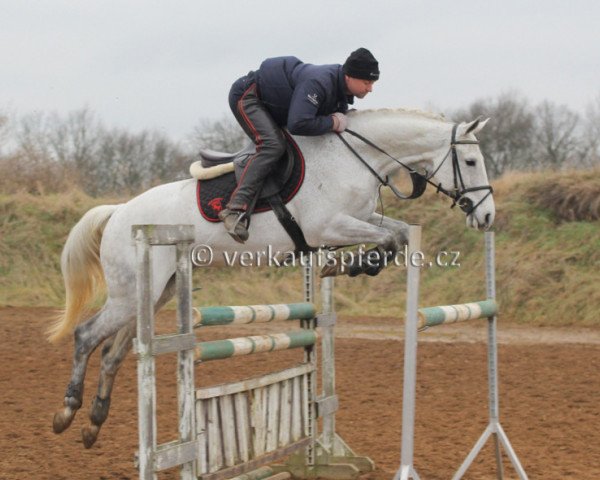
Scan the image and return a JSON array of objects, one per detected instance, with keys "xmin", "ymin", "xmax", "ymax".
[{"xmin": 197, "ymin": 133, "xmax": 305, "ymax": 222}]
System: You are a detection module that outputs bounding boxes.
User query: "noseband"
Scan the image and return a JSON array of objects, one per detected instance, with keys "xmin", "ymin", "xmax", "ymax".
[{"xmin": 338, "ymin": 123, "xmax": 493, "ymax": 216}]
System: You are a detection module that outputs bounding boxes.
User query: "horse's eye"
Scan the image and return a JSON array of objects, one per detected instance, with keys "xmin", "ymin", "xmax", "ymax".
[{"xmin": 465, "ymin": 159, "xmax": 476, "ymax": 167}]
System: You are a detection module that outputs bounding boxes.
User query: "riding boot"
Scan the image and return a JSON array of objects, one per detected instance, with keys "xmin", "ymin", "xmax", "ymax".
[
  {"xmin": 218, "ymin": 208, "xmax": 249, "ymax": 244},
  {"xmin": 220, "ymin": 80, "xmax": 286, "ymax": 243}
]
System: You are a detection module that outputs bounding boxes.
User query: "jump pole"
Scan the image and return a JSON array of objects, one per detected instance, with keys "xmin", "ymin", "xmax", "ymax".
[{"xmin": 394, "ymin": 225, "xmax": 528, "ymax": 480}]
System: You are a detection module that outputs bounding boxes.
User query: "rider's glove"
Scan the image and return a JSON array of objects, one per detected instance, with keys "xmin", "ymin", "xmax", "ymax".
[{"xmin": 331, "ymin": 112, "xmax": 348, "ymax": 133}]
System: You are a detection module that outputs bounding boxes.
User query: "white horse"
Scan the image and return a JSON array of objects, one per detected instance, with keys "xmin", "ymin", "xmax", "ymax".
[{"xmin": 50, "ymin": 108, "xmax": 494, "ymax": 448}]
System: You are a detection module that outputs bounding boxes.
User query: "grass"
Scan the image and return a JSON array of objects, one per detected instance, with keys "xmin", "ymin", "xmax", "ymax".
[
  {"xmin": 0, "ymin": 190, "xmax": 125, "ymax": 307},
  {"xmin": 0, "ymin": 168, "xmax": 598, "ymax": 326}
]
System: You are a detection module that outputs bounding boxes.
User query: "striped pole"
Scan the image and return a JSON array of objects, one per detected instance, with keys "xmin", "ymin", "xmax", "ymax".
[
  {"xmin": 194, "ymin": 303, "xmax": 316, "ymax": 327},
  {"xmin": 418, "ymin": 300, "xmax": 497, "ymax": 329},
  {"xmin": 195, "ymin": 330, "xmax": 318, "ymax": 362}
]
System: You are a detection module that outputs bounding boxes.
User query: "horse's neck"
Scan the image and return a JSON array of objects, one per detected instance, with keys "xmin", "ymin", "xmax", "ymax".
[{"xmin": 348, "ymin": 111, "xmax": 451, "ymax": 173}]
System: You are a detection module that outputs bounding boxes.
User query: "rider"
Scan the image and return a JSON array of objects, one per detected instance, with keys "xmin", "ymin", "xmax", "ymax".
[{"xmin": 218, "ymin": 48, "xmax": 380, "ymax": 243}]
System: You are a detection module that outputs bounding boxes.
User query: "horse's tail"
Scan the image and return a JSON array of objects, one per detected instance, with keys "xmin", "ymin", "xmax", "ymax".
[{"xmin": 47, "ymin": 204, "xmax": 120, "ymax": 343}]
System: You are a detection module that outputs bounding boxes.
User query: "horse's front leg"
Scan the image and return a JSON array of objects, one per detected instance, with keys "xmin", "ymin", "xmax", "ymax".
[
  {"xmin": 367, "ymin": 213, "xmax": 409, "ymax": 246},
  {"xmin": 315, "ymin": 214, "xmax": 401, "ymax": 277},
  {"xmin": 344, "ymin": 214, "xmax": 410, "ymax": 276}
]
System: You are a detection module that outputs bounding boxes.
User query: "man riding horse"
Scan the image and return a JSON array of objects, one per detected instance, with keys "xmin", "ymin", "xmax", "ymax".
[{"xmin": 219, "ymin": 48, "xmax": 380, "ymax": 243}]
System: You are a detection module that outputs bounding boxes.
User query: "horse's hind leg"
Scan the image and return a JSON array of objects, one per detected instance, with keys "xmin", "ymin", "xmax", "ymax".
[
  {"xmin": 80, "ymin": 321, "xmax": 136, "ymax": 448},
  {"xmin": 52, "ymin": 301, "xmax": 136, "ymax": 436},
  {"xmin": 52, "ymin": 309, "xmax": 102, "ymax": 434},
  {"xmin": 81, "ymin": 274, "xmax": 177, "ymax": 448}
]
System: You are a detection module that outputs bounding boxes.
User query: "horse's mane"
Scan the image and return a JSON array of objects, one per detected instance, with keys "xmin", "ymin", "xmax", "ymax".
[{"xmin": 347, "ymin": 108, "xmax": 446, "ymax": 122}]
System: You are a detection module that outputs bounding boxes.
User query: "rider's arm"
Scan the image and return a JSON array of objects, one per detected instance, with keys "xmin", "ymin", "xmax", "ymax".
[{"xmin": 286, "ymin": 79, "xmax": 335, "ymax": 136}]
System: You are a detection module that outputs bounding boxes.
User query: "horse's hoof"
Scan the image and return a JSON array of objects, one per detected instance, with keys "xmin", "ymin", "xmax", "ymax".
[
  {"xmin": 319, "ymin": 264, "xmax": 340, "ymax": 278},
  {"xmin": 82, "ymin": 424, "xmax": 100, "ymax": 449},
  {"xmin": 53, "ymin": 407, "xmax": 75, "ymax": 434}
]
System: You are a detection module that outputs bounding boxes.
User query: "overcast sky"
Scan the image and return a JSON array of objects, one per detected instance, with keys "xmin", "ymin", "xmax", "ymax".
[{"xmin": 1, "ymin": 0, "xmax": 598, "ymax": 141}]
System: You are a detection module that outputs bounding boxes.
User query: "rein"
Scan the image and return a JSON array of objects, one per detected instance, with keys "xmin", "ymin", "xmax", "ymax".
[
  {"xmin": 337, "ymin": 124, "xmax": 493, "ymax": 215},
  {"xmin": 336, "ymin": 129, "xmax": 427, "ymax": 200}
]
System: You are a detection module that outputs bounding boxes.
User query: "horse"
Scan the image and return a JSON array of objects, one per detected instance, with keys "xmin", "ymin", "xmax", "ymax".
[{"xmin": 49, "ymin": 108, "xmax": 495, "ymax": 448}]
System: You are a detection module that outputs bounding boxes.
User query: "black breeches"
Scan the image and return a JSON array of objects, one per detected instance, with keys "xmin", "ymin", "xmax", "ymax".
[{"xmin": 227, "ymin": 79, "xmax": 286, "ymax": 211}]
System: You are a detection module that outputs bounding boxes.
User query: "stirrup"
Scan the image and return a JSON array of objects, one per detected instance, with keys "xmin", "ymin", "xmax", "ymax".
[{"xmin": 219, "ymin": 209, "xmax": 249, "ymax": 243}]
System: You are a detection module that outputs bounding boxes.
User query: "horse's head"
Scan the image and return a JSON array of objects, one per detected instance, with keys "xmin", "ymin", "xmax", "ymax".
[{"xmin": 428, "ymin": 117, "xmax": 495, "ymax": 230}]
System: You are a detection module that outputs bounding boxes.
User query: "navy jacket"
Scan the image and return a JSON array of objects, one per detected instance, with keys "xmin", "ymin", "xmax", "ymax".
[{"xmin": 255, "ymin": 56, "xmax": 353, "ymax": 136}]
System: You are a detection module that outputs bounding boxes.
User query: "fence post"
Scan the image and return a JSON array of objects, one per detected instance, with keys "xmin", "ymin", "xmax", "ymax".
[
  {"xmin": 485, "ymin": 231, "xmax": 504, "ymax": 479},
  {"xmin": 394, "ymin": 224, "xmax": 422, "ymax": 480},
  {"xmin": 320, "ymin": 276, "xmax": 336, "ymax": 452},
  {"xmin": 133, "ymin": 224, "xmax": 196, "ymax": 480},
  {"xmin": 176, "ymin": 237, "xmax": 196, "ymax": 480},
  {"xmin": 134, "ymin": 226, "xmax": 157, "ymax": 480}
]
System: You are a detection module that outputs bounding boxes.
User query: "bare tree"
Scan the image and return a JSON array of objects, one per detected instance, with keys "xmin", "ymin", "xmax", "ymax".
[
  {"xmin": 95, "ymin": 129, "xmax": 148, "ymax": 194},
  {"xmin": 578, "ymin": 93, "xmax": 600, "ymax": 167},
  {"xmin": 188, "ymin": 115, "xmax": 247, "ymax": 153},
  {"xmin": 0, "ymin": 112, "xmax": 77, "ymax": 194},
  {"xmin": 92, "ymin": 127, "xmax": 188, "ymax": 195},
  {"xmin": 48, "ymin": 107, "xmax": 101, "ymax": 171},
  {"xmin": 15, "ymin": 111, "xmax": 53, "ymax": 162},
  {"xmin": 3, "ymin": 107, "xmax": 188, "ymax": 195},
  {"xmin": 451, "ymin": 91, "xmax": 536, "ymax": 178},
  {"xmin": 13, "ymin": 108, "xmax": 103, "ymax": 188},
  {"xmin": 143, "ymin": 131, "xmax": 190, "ymax": 184},
  {"xmin": 533, "ymin": 101, "xmax": 580, "ymax": 169}
]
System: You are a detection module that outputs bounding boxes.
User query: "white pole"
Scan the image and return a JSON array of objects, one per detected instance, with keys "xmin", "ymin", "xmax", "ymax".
[
  {"xmin": 320, "ymin": 276, "xmax": 336, "ymax": 452},
  {"xmin": 394, "ymin": 224, "xmax": 422, "ymax": 480},
  {"xmin": 485, "ymin": 231, "xmax": 504, "ymax": 479}
]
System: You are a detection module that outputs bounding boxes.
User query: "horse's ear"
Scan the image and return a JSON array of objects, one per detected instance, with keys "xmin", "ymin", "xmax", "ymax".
[{"xmin": 458, "ymin": 117, "xmax": 490, "ymax": 137}]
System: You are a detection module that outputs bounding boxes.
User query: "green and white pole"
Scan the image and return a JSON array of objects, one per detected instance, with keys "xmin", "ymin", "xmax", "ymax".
[
  {"xmin": 195, "ymin": 330, "xmax": 318, "ymax": 362},
  {"xmin": 194, "ymin": 303, "xmax": 316, "ymax": 327}
]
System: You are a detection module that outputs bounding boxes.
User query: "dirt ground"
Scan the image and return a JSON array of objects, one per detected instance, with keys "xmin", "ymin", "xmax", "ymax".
[{"xmin": 1, "ymin": 307, "xmax": 600, "ymax": 480}]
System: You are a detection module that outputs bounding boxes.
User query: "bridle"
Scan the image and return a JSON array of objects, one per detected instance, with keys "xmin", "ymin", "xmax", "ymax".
[
  {"xmin": 337, "ymin": 123, "xmax": 494, "ymax": 216},
  {"xmin": 427, "ymin": 123, "xmax": 494, "ymax": 215}
]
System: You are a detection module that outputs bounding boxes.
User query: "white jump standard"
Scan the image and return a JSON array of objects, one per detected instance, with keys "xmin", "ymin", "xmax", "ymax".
[{"xmin": 394, "ymin": 225, "xmax": 528, "ymax": 480}]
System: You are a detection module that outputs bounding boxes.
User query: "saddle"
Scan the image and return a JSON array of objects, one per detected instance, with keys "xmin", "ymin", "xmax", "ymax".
[
  {"xmin": 192, "ymin": 132, "xmax": 313, "ymax": 252},
  {"xmin": 197, "ymin": 140, "xmax": 298, "ymax": 200}
]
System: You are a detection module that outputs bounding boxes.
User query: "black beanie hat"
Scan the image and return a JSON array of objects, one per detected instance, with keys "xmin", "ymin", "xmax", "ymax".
[{"xmin": 343, "ymin": 48, "xmax": 380, "ymax": 81}]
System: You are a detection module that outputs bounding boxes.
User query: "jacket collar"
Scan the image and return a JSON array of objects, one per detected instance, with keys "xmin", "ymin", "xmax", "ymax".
[{"xmin": 338, "ymin": 66, "xmax": 354, "ymax": 106}]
